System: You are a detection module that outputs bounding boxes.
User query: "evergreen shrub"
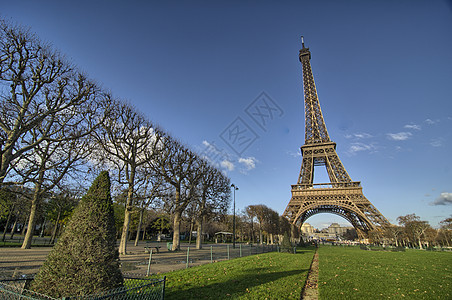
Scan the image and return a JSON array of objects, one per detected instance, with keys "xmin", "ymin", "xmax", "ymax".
[{"xmin": 31, "ymin": 171, "xmax": 124, "ymax": 297}]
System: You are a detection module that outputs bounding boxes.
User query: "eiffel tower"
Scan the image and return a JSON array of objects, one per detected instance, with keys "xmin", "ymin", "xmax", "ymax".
[{"xmin": 283, "ymin": 37, "xmax": 390, "ymax": 239}]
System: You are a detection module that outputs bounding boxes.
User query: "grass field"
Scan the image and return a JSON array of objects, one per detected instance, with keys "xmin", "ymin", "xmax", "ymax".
[
  {"xmin": 318, "ymin": 246, "xmax": 452, "ymax": 299},
  {"xmin": 164, "ymin": 247, "xmax": 315, "ymax": 299}
]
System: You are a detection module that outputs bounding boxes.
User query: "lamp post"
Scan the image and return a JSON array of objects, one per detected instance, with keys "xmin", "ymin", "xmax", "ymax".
[{"xmin": 231, "ymin": 184, "xmax": 238, "ymax": 249}]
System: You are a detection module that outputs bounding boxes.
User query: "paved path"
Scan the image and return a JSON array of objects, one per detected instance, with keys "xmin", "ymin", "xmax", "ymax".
[{"xmin": 1, "ymin": 242, "xmax": 273, "ymax": 278}]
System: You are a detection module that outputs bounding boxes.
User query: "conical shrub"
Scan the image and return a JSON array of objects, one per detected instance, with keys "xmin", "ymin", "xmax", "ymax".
[{"xmin": 31, "ymin": 171, "xmax": 124, "ymax": 297}]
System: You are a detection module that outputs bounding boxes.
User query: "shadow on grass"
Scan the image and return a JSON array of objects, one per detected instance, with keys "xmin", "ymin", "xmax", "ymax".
[
  {"xmin": 166, "ymin": 267, "xmax": 309, "ymax": 299},
  {"xmin": 296, "ymin": 248, "xmax": 313, "ymax": 254}
]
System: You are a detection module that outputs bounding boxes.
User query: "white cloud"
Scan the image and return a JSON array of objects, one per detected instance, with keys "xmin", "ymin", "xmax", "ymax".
[
  {"xmin": 287, "ymin": 150, "xmax": 301, "ymax": 158},
  {"xmin": 386, "ymin": 132, "xmax": 412, "ymax": 141},
  {"xmin": 200, "ymin": 140, "xmax": 234, "ymax": 168},
  {"xmin": 347, "ymin": 142, "xmax": 375, "ymax": 155},
  {"xmin": 430, "ymin": 192, "xmax": 452, "ymax": 206},
  {"xmin": 430, "ymin": 138, "xmax": 444, "ymax": 147},
  {"xmin": 353, "ymin": 132, "xmax": 373, "ymax": 139},
  {"xmin": 425, "ymin": 119, "xmax": 436, "ymax": 125},
  {"xmin": 404, "ymin": 124, "xmax": 421, "ymax": 130},
  {"xmin": 238, "ymin": 157, "xmax": 257, "ymax": 171},
  {"xmin": 220, "ymin": 160, "xmax": 235, "ymax": 171},
  {"xmin": 345, "ymin": 133, "xmax": 372, "ymax": 139}
]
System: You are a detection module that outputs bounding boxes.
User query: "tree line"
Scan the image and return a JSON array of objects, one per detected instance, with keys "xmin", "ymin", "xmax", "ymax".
[
  {"xmin": 369, "ymin": 214, "xmax": 451, "ymax": 248},
  {"xmin": 0, "ymin": 19, "xmax": 232, "ymax": 254}
]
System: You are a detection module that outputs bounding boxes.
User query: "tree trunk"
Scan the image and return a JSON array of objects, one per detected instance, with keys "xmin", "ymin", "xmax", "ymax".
[
  {"xmin": 21, "ymin": 219, "xmax": 27, "ymax": 235},
  {"xmin": 10, "ymin": 216, "xmax": 18, "ymax": 239},
  {"xmin": 290, "ymin": 223, "xmax": 296, "ymax": 244},
  {"xmin": 39, "ymin": 218, "xmax": 46, "ymax": 237},
  {"xmin": 1, "ymin": 204, "xmax": 13, "ymax": 241},
  {"xmin": 119, "ymin": 207, "xmax": 132, "ymax": 254},
  {"xmin": 134, "ymin": 208, "xmax": 144, "ymax": 246},
  {"xmin": 50, "ymin": 209, "xmax": 61, "ymax": 244},
  {"xmin": 259, "ymin": 223, "xmax": 263, "ymax": 245},
  {"xmin": 119, "ymin": 177, "xmax": 135, "ymax": 255},
  {"xmin": 172, "ymin": 209, "xmax": 182, "ymax": 251},
  {"xmin": 239, "ymin": 224, "xmax": 243, "ymax": 242},
  {"xmin": 0, "ymin": 144, "xmax": 14, "ymax": 184},
  {"xmin": 250, "ymin": 219, "xmax": 254, "ymax": 243},
  {"xmin": 188, "ymin": 218, "xmax": 194, "ymax": 245},
  {"xmin": 22, "ymin": 180, "xmax": 43, "ymax": 249},
  {"xmin": 196, "ymin": 217, "xmax": 203, "ymax": 250}
]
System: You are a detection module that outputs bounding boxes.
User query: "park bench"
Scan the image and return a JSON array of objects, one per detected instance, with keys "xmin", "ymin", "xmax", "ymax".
[{"xmin": 145, "ymin": 246, "xmax": 161, "ymax": 254}]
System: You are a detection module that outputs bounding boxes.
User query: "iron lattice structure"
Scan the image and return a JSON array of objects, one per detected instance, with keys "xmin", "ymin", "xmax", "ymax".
[{"xmin": 283, "ymin": 38, "xmax": 390, "ymax": 239}]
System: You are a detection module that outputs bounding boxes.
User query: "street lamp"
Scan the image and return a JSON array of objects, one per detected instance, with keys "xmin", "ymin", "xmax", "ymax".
[{"xmin": 231, "ymin": 183, "xmax": 238, "ymax": 249}]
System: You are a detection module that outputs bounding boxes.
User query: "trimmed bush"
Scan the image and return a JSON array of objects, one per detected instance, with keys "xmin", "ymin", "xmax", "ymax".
[{"xmin": 31, "ymin": 171, "xmax": 124, "ymax": 297}]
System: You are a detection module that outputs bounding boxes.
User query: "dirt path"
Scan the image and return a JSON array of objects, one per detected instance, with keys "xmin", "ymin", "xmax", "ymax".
[{"xmin": 301, "ymin": 248, "xmax": 319, "ymax": 300}]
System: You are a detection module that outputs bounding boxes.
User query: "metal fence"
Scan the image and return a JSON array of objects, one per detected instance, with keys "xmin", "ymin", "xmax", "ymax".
[
  {"xmin": 0, "ymin": 242, "xmax": 281, "ymax": 299},
  {"xmin": 0, "ymin": 242, "xmax": 279, "ymax": 279},
  {"xmin": 0, "ymin": 276, "xmax": 165, "ymax": 300},
  {"xmin": 139, "ymin": 243, "xmax": 279, "ymax": 275}
]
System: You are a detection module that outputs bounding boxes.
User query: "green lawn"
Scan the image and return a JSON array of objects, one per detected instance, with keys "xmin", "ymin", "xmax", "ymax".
[
  {"xmin": 318, "ymin": 246, "xmax": 452, "ymax": 299},
  {"xmin": 164, "ymin": 247, "xmax": 315, "ymax": 299}
]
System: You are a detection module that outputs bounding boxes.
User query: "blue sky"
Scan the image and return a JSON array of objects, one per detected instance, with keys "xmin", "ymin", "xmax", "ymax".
[{"xmin": 3, "ymin": 1, "xmax": 451, "ymax": 229}]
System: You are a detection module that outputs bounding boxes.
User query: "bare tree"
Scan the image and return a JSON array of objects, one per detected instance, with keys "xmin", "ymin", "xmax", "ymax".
[
  {"xmin": 7, "ymin": 190, "xmax": 31, "ymax": 239},
  {"xmin": 245, "ymin": 206, "xmax": 256, "ymax": 243},
  {"xmin": 423, "ymin": 227, "xmax": 437, "ymax": 248},
  {"xmin": 278, "ymin": 216, "xmax": 292, "ymax": 243},
  {"xmin": 397, "ymin": 214, "xmax": 431, "ymax": 249},
  {"xmin": 384, "ymin": 225, "xmax": 404, "ymax": 247},
  {"xmin": 46, "ymin": 189, "xmax": 79, "ymax": 244},
  {"xmin": 192, "ymin": 161, "xmax": 230, "ymax": 249},
  {"xmin": 264, "ymin": 209, "xmax": 279, "ymax": 244},
  {"xmin": 0, "ymin": 20, "xmax": 98, "ymax": 186},
  {"xmin": 246, "ymin": 204, "xmax": 270, "ymax": 244},
  {"xmin": 14, "ymin": 109, "xmax": 100, "ymax": 249},
  {"xmin": 148, "ymin": 137, "xmax": 198, "ymax": 251},
  {"xmin": 0, "ymin": 20, "xmax": 105, "ymax": 248},
  {"xmin": 92, "ymin": 101, "xmax": 163, "ymax": 254},
  {"xmin": 133, "ymin": 172, "xmax": 165, "ymax": 246},
  {"xmin": 0, "ymin": 187, "xmax": 16, "ymax": 241},
  {"xmin": 436, "ymin": 218, "xmax": 452, "ymax": 247}
]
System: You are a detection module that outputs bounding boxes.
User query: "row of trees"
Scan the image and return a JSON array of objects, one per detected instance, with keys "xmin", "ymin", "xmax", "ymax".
[
  {"xmin": 117, "ymin": 203, "xmax": 301, "ymax": 246},
  {"xmin": 370, "ymin": 214, "xmax": 452, "ymax": 248},
  {"xmin": 0, "ymin": 19, "xmax": 231, "ymax": 254}
]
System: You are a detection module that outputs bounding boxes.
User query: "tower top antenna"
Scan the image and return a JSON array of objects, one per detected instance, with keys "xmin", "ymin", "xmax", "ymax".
[{"xmin": 301, "ymin": 36, "xmax": 305, "ymax": 48}]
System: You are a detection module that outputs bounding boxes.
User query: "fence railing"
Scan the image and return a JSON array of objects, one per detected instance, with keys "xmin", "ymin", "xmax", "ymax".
[
  {"xmin": 138, "ymin": 243, "xmax": 279, "ymax": 276},
  {"xmin": 1, "ymin": 242, "xmax": 279, "ymax": 279},
  {"xmin": 0, "ymin": 276, "xmax": 165, "ymax": 300}
]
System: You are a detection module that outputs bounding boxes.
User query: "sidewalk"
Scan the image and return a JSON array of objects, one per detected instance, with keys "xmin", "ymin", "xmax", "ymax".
[{"xmin": 0, "ymin": 241, "xmax": 274, "ymax": 278}]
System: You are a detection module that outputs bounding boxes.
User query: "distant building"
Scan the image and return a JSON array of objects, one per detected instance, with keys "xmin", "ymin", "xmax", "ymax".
[
  {"xmin": 328, "ymin": 223, "xmax": 349, "ymax": 235},
  {"xmin": 301, "ymin": 223, "xmax": 315, "ymax": 234},
  {"xmin": 301, "ymin": 222, "xmax": 356, "ymax": 241}
]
